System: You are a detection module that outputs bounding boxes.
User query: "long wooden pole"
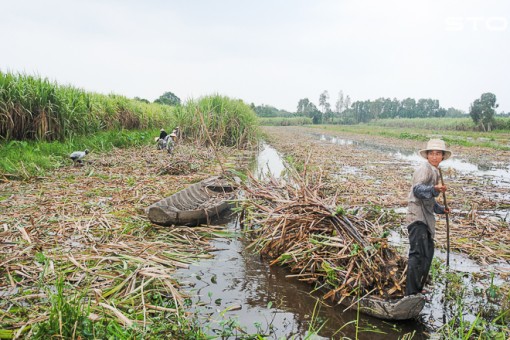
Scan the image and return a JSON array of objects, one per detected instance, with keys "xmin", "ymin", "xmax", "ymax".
[{"xmin": 438, "ymin": 168, "xmax": 450, "ymax": 267}]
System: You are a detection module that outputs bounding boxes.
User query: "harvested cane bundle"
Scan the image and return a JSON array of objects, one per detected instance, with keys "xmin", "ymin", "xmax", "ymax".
[
  {"xmin": 157, "ymin": 145, "xmax": 215, "ymax": 175},
  {"xmin": 241, "ymin": 169, "xmax": 407, "ymax": 304}
]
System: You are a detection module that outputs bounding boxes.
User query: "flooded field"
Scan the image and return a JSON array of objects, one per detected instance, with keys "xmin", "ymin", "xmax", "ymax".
[
  {"xmin": 1, "ymin": 127, "xmax": 507, "ymax": 339},
  {"xmin": 176, "ymin": 130, "xmax": 510, "ymax": 339}
]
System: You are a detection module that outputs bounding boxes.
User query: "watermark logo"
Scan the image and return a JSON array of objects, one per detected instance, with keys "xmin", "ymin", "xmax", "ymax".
[{"xmin": 445, "ymin": 17, "xmax": 508, "ymax": 31}]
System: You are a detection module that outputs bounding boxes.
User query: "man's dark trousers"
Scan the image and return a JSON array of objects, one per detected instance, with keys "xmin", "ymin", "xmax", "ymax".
[{"xmin": 405, "ymin": 221, "xmax": 434, "ymax": 295}]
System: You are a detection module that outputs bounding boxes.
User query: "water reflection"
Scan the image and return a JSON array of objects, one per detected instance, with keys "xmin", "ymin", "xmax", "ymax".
[
  {"xmin": 176, "ymin": 144, "xmax": 428, "ymax": 339},
  {"xmin": 312, "ymin": 133, "xmax": 510, "ymax": 187},
  {"xmin": 253, "ymin": 142, "xmax": 286, "ymax": 179},
  {"xmin": 176, "ymin": 140, "xmax": 508, "ymax": 339},
  {"xmin": 176, "ymin": 218, "xmax": 428, "ymax": 339}
]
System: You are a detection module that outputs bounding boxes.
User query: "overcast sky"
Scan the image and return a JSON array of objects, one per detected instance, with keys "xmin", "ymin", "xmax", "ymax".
[{"xmin": 2, "ymin": 0, "xmax": 509, "ymax": 113}]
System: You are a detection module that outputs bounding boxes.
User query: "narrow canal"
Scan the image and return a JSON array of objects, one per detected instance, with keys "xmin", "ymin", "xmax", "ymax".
[{"xmin": 176, "ymin": 139, "xmax": 508, "ymax": 339}]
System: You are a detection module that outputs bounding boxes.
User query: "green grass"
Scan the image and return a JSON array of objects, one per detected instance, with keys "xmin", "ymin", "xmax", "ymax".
[
  {"xmin": 365, "ymin": 117, "xmax": 510, "ymax": 131},
  {"xmin": 259, "ymin": 116, "xmax": 313, "ymax": 126},
  {"xmin": 174, "ymin": 94, "xmax": 260, "ymax": 148},
  {"xmin": 313, "ymin": 120, "xmax": 510, "ymax": 150},
  {"xmin": 27, "ymin": 275, "xmax": 209, "ymax": 339},
  {"xmin": 429, "ymin": 261, "xmax": 510, "ymax": 339},
  {"xmin": 0, "ymin": 129, "xmax": 158, "ymax": 179},
  {"xmin": 0, "ymin": 93, "xmax": 261, "ymax": 179}
]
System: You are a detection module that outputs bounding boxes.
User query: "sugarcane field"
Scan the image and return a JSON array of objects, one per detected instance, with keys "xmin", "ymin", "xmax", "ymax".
[
  {"xmin": 4, "ymin": 2, "xmax": 510, "ymax": 338},
  {"xmin": 2, "ymin": 117, "xmax": 509, "ymax": 339}
]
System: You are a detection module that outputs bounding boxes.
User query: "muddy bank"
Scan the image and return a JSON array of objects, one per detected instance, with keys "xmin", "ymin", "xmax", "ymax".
[
  {"xmin": 0, "ymin": 142, "xmax": 254, "ymax": 337},
  {"xmin": 261, "ymin": 126, "xmax": 510, "ymax": 270}
]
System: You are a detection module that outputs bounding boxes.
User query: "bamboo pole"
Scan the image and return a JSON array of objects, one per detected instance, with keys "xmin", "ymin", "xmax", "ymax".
[{"xmin": 438, "ymin": 168, "xmax": 450, "ymax": 267}]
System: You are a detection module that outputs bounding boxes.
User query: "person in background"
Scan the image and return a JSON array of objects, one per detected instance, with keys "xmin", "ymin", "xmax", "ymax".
[
  {"xmin": 156, "ymin": 129, "xmax": 169, "ymax": 150},
  {"xmin": 166, "ymin": 132, "xmax": 177, "ymax": 154},
  {"xmin": 159, "ymin": 128, "xmax": 168, "ymax": 140},
  {"xmin": 173, "ymin": 126, "xmax": 181, "ymax": 142},
  {"xmin": 405, "ymin": 139, "xmax": 452, "ymax": 296}
]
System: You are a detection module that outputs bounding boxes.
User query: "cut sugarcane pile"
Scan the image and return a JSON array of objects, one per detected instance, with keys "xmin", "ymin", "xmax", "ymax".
[{"xmin": 241, "ymin": 170, "xmax": 408, "ymax": 302}]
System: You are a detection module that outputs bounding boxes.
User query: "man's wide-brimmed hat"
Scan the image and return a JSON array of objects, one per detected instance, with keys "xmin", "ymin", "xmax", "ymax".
[{"xmin": 419, "ymin": 139, "xmax": 452, "ymax": 160}]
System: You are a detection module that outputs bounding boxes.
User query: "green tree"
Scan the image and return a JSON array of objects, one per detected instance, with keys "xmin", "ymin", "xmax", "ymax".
[
  {"xmin": 297, "ymin": 98, "xmax": 321, "ymax": 124},
  {"xmin": 297, "ymin": 98, "xmax": 311, "ymax": 115},
  {"xmin": 319, "ymin": 90, "xmax": 331, "ymax": 122},
  {"xmin": 400, "ymin": 98, "xmax": 416, "ymax": 118},
  {"xmin": 252, "ymin": 104, "xmax": 292, "ymax": 117},
  {"xmin": 134, "ymin": 96, "xmax": 149, "ymax": 103},
  {"xmin": 445, "ymin": 107, "xmax": 466, "ymax": 117},
  {"xmin": 469, "ymin": 93, "xmax": 498, "ymax": 131},
  {"xmin": 335, "ymin": 90, "xmax": 344, "ymax": 114},
  {"xmin": 344, "ymin": 95, "xmax": 351, "ymax": 111},
  {"xmin": 154, "ymin": 91, "xmax": 181, "ymax": 106}
]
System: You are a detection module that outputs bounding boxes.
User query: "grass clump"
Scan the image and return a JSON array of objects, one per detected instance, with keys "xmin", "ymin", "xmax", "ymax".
[{"xmin": 174, "ymin": 94, "xmax": 259, "ymax": 149}]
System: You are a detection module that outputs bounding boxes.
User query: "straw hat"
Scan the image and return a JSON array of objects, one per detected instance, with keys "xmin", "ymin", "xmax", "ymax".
[{"xmin": 419, "ymin": 139, "xmax": 452, "ymax": 160}]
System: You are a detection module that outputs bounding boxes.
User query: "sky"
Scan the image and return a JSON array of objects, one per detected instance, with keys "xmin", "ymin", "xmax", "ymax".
[{"xmin": 2, "ymin": 0, "xmax": 509, "ymax": 113}]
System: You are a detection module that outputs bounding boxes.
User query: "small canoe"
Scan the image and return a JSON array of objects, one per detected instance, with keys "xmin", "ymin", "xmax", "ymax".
[
  {"xmin": 147, "ymin": 176, "xmax": 238, "ymax": 226},
  {"xmin": 339, "ymin": 293, "xmax": 425, "ymax": 320}
]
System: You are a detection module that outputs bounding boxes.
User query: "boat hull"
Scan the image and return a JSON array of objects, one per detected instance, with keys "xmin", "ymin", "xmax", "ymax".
[
  {"xmin": 340, "ymin": 293, "xmax": 425, "ymax": 320},
  {"xmin": 147, "ymin": 176, "xmax": 237, "ymax": 226}
]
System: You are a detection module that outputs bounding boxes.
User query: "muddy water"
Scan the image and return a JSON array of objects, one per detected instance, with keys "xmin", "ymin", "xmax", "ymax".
[
  {"xmin": 314, "ymin": 133, "xmax": 510, "ymax": 222},
  {"xmin": 315, "ymin": 133, "xmax": 510, "ymax": 186},
  {"xmin": 176, "ymin": 224, "xmax": 430, "ymax": 339},
  {"xmin": 176, "ymin": 140, "xmax": 507, "ymax": 339},
  {"xmin": 176, "ymin": 143, "xmax": 430, "ymax": 339}
]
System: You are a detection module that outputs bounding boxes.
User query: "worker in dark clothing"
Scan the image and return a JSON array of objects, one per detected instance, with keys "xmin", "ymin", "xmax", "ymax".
[
  {"xmin": 159, "ymin": 128, "xmax": 168, "ymax": 140},
  {"xmin": 155, "ymin": 129, "xmax": 169, "ymax": 150},
  {"xmin": 405, "ymin": 139, "xmax": 452, "ymax": 296}
]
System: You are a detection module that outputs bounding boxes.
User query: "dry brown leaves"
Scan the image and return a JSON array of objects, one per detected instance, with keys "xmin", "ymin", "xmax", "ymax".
[
  {"xmin": 0, "ymin": 142, "xmax": 253, "ymax": 330},
  {"xmin": 261, "ymin": 126, "xmax": 510, "ymax": 270},
  {"xmin": 241, "ymin": 170, "xmax": 408, "ymax": 301}
]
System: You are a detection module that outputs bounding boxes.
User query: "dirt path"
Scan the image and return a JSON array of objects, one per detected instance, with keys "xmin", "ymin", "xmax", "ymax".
[{"xmin": 261, "ymin": 126, "xmax": 510, "ymax": 272}]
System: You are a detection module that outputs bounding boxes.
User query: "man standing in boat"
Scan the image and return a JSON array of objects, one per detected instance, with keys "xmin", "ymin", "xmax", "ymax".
[{"xmin": 405, "ymin": 139, "xmax": 451, "ymax": 296}]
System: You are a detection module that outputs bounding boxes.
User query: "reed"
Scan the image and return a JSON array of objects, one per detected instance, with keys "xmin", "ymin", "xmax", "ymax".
[{"xmin": 241, "ymin": 166, "xmax": 408, "ymax": 302}]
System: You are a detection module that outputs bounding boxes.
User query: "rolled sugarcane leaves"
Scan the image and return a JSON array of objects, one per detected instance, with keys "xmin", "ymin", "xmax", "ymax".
[{"xmin": 241, "ymin": 167, "xmax": 407, "ymax": 303}]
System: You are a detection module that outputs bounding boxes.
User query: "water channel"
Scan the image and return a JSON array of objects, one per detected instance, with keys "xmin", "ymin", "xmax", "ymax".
[
  {"xmin": 314, "ymin": 133, "xmax": 510, "ymax": 222},
  {"xmin": 176, "ymin": 137, "xmax": 509, "ymax": 339}
]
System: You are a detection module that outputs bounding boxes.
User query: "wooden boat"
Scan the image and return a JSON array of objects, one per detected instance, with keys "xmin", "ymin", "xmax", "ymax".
[
  {"xmin": 338, "ymin": 293, "xmax": 426, "ymax": 320},
  {"xmin": 147, "ymin": 176, "xmax": 239, "ymax": 226}
]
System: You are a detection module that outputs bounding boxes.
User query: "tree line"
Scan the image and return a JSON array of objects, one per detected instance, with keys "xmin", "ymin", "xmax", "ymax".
[
  {"xmin": 251, "ymin": 90, "xmax": 504, "ymax": 132},
  {"xmin": 145, "ymin": 90, "xmax": 504, "ymax": 132}
]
